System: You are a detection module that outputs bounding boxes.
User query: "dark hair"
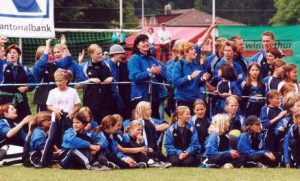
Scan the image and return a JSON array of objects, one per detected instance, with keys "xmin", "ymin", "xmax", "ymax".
[
  {"xmin": 132, "ymin": 34, "xmax": 151, "ymax": 56},
  {"xmin": 282, "ymin": 63, "xmax": 298, "ymax": 82},
  {"xmin": 245, "ymin": 63, "xmax": 264, "ymax": 89},
  {"xmin": 74, "ymin": 111, "xmax": 90, "ymax": 126},
  {"xmin": 267, "ymin": 47, "xmax": 282, "ymax": 59},
  {"xmin": 6, "ymin": 44, "xmax": 21, "ymax": 55},
  {"xmin": 271, "ymin": 59, "xmax": 286, "ymax": 71},
  {"xmin": 231, "ymin": 36, "xmax": 242, "ymax": 42},
  {"xmin": 219, "ymin": 64, "xmax": 237, "ymax": 81},
  {"xmin": 262, "ymin": 31, "xmax": 275, "ymax": 40}
]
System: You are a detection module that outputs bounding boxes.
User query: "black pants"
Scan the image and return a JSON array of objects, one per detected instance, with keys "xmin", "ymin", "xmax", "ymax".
[
  {"xmin": 60, "ymin": 149, "xmax": 93, "ymax": 169},
  {"xmin": 265, "ymin": 129, "xmax": 280, "ymax": 152},
  {"xmin": 246, "ymin": 152, "xmax": 281, "ymax": 168},
  {"xmin": 40, "ymin": 114, "xmax": 72, "ymax": 167},
  {"xmin": 97, "ymin": 151, "xmax": 130, "ymax": 168},
  {"xmin": 204, "ymin": 154, "xmax": 246, "ymax": 168},
  {"xmin": 168, "ymin": 154, "xmax": 200, "ymax": 167},
  {"xmin": 290, "ymin": 139, "xmax": 300, "ymax": 167}
]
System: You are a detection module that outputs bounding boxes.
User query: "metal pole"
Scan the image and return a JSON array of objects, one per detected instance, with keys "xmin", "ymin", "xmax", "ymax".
[
  {"xmin": 212, "ymin": 0, "xmax": 216, "ymax": 53},
  {"xmin": 120, "ymin": 0, "xmax": 123, "ymax": 29},
  {"xmin": 19, "ymin": 38, "xmax": 22, "ymax": 63},
  {"xmin": 141, "ymin": 0, "xmax": 145, "ymax": 33}
]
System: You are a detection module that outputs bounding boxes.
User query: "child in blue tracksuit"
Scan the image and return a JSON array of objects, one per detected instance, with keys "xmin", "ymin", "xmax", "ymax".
[
  {"xmin": 283, "ymin": 112, "xmax": 300, "ymax": 168},
  {"xmin": 275, "ymin": 92, "xmax": 300, "ymax": 143},
  {"xmin": 202, "ymin": 113, "xmax": 245, "ymax": 168},
  {"xmin": 23, "ymin": 111, "xmax": 52, "ymax": 167},
  {"xmin": 164, "ymin": 106, "xmax": 201, "ymax": 167},
  {"xmin": 189, "ymin": 99, "xmax": 211, "ymax": 154},
  {"xmin": 225, "ymin": 96, "xmax": 246, "ymax": 131},
  {"xmin": 213, "ymin": 64, "xmax": 241, "ymax": 115},
  {"xmin": 135, "ymin": 101, "xmax": 169, "ymax": 161},
  {"xmin": 240, "ymin": 63, "xmax": 266, "ymax": 117},
  {"xmin": 263, "ymin": 59, "xmax": 285, "ymax": 94},
  {"xmin": 59, "ymin": 111, "xmax": 101, "ymax": 170},
  {"xmin": 0, "ymin": 103, "xmax": 31, "ymax": 147},
  {"xmin": 95, "ymin": 115, "xmax": 137, "ymax": 169},
  {"xmin": 260, "ymin": 90, "xmax": 286, "ymax": 152},
  {"xmin": 237, "ymin": 115, "xmax": 280, "ymax": 168},
  {"xmin": 0, "ymin": 103, "xmax": 32, "ymax": 166}
]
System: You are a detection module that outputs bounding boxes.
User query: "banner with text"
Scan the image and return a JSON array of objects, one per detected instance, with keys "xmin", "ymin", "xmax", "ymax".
[
  {"xmin": 218, "ymin": 25, "xmax": 300, "ymax": 67},
  {"xmin": 0, "ymin": 0, "xmax": 55, "ymax": 38}
]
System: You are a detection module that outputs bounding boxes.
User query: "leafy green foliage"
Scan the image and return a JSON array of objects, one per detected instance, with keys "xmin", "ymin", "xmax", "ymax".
[{"xmin": 270, "ymin": 0, "xmax": 300, "ymax": 25}]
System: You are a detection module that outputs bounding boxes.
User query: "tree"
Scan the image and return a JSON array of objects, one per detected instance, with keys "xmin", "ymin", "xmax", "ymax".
[
  {"xmin": 54, "ymin": 0, "xmax": 138, "ymax": 28},
  {"xmin": 269, "ymin": 0, "xmax": 300, "ymax": 25},
  {"xmin": 194, "ymin": 0, "xmax": 203, "ymax": 10}
]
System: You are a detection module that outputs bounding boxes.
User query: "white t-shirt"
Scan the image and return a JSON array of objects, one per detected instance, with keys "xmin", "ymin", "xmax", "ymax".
[
  {"xmin": 158, "ymin": 29, "xmax": 171, "ymax": 44},
  {"xmin": 146, "ymin": 33, "xmax": 156, "ymax": 45},
  {"xmin": 46, "ymin": 87, "xmax": 81, "ymax": 113},
  {"xmin": 277, "ymin": 81, "xmax": 299, "ymax": 93}
]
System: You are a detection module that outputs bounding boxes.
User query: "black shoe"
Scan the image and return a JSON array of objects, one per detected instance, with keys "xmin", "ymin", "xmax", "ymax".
[
  {"xmin": 0, "ymin": 149, "xmax": 7, "ymax": 161},
  {"xmin": 134, "ymin": 162, "xmax": 147, "ymax": 169},
  {"xmin": 107, "ymin": 161, "xmax": 120, "ymax": 169}
]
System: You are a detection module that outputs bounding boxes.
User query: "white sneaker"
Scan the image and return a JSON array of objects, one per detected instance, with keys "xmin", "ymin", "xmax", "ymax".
[{"xmin": 222, "ymin": 163, "xmax": 234, "ymax": 169}]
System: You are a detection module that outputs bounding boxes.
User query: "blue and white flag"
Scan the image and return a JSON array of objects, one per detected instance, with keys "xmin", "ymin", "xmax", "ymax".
[{"xmin": 0, "ymin": 0, "xmax": 55, "ymax": 38}]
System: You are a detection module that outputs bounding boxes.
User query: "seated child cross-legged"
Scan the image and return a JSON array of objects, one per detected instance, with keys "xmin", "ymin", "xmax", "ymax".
[{"xmin": 201, "ymin": 113, "xmax": 245, "ymax": 168}]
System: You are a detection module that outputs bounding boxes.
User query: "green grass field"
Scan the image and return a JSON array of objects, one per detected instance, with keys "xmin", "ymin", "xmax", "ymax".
[{"xmin": 0, "ymin": 166, "xmax": 299, "ymax": 181}]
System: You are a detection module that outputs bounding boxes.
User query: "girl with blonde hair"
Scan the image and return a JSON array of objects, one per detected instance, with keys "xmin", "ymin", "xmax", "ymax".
[
  {"xmin": 202, "ymin": 113, "xmax": 245, "ymax": 168},
  {"xmin": 164, "ymin": 106, "xmax": 201, "ymax": 167},
  {"xmin": 135, "ymin": 101, "xmax": 169, "ymax": 160}
]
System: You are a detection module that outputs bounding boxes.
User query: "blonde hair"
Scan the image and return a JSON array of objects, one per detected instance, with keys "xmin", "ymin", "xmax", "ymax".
[
  {"xmin": 170, "ymin": 106, "xmax": 190, "ymax": 125},
  {"xmin": 280, "ymin": 82, "xmax": 296, "ymax": 96},
  {"xmin": 208, "ymin": 114, "xmax": 230, "ymax": 135},
  {"xmin": 135, "ymin": 101, "xmax": 151, "ymax": 120},
  {"xmin": 129, "ymin": 120, "xmax": 142, "ymax": 130},
  {"xmin": 293, "ymin": 111, "xmax": 300, "ymax": 123},
  {"xmin": 29, "ymin": 111, "xmax": 51, "ymax": 132},
  {"xmin": 113, "ymin": 114, "xmax": 123, "ymax": 123},
  {"xmin": 283, "ymin": 92, "xmax": 300, "ymax": 113},
  {"xmin": 54, "ymin": 43, "xmax": 66, "ymax": 52},
  {"xmin": 215, "ymin": 38, "xmax": 228, "ymax": 49},
  {"xmin": 179, "ymin": 42, "xmax": 194, "ymax": 56},
  {"xmin": 54, "ymin": 68, "xmax": 73, "ymax": 84},
  {"xmin": 78, "ymin": 106, "xmax": 93, "ymax": 122},
  {"xmin": 35, "ymin": 46, "xmax": 46, "ymax": 61},
  {"xmin": 88, "ymin": 44, "xmax": 101, "ymax": 55}
]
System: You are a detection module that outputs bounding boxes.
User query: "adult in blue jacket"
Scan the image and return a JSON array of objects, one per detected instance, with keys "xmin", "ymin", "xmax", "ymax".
[
  {"xmin": 104, "ymin": 44, "xmax": 127, "ymax": 114},
  {"xmin": 128, "ymin": 34, "xmax": 167, "ymax": 119},
  {"xmin": 164, "ymin": 106, "xmax": 201, "ymax": 167},
  {"xmin": 237, "ymin": 115, "xmax": 280, "ymax": 168},
  {"xmin": 1, "ymin": 44, "xmax": 35, "ymax": 122},
  {"xmin": 214, "ymin": 41, "xmax": 246, "ymax": 85},
  {"xmin": 172, "ymin": 42, "xmax": 210, "ymax": 112},
  {"xmin": 250, "ymin": 31, "xmax": 276, "ymax": 79}
]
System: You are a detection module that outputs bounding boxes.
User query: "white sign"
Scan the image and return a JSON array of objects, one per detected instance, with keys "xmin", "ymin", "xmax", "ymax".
[{"xmin": 0, "ymin": 0, "xmax": 55, "ymax": 38}]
